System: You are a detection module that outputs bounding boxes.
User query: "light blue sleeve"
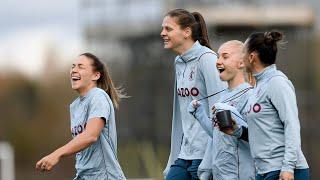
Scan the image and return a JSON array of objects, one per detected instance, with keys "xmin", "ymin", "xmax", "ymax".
[
  {"xmin": 188, "ymin": 101, "xmax": 213, "ymax": 137},
  {"xmin": 214, "ymin": 103, "xmax": 248, "ymax": 127},
  {"xmin": 198, "ymin": 53, "xmax": 227, "ymax": 111},
  {"xmin": 213, "ymin": 102, "xmax": 247, "ymax": 138},
  {"xmin": 87, "ymin": 91, "xmax": 111, "ymax": 124},
  {"xmin": 268, "ymin": 77, "xmax": 300, "ymax": 173}
]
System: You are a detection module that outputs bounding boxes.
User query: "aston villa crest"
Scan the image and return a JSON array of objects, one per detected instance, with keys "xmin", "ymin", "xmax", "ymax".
[{"xmin": 189, "ymin": 70, "xmax": 195, "ymax": 81}]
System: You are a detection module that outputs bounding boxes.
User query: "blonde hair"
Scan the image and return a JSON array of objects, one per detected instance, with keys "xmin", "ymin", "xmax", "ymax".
[{"xmin": 220, "ymin": 40, "xmax": 256, "ymax": 86}]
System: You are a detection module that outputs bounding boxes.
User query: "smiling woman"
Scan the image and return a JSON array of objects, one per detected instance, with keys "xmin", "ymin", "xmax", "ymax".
[
  {"xmin": 161, "ymin": 9, "xmax": 227, "ymax": 180},
  {"xmin": 216, "ymin": 40, "xmax": 246, "ymax": 89},
  {"xmin": 36, "ymin": 53, "xmax": 126, "ymax": 179},
  {"xmin": 70, "ymin": 55, "xmax": 99, "ymax": 97},
  {"xmin": 188, "ymin": 40, "xmax": 256, "ymax": 179}
]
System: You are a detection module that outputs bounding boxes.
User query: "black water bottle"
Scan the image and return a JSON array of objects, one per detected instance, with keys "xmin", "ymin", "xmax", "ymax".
[{"xmin": 216, "ymin": 110, "xmax": 233, "ymax": 130}]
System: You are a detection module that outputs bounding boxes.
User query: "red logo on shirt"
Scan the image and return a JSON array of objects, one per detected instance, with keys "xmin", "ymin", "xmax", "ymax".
[
  {"xmin": 253, "ymin": 103, "xmax": 261, "ymax": 113},
  {"xmin": 177, "ymin": 87, "xmax": 199, "ymax": 97}
]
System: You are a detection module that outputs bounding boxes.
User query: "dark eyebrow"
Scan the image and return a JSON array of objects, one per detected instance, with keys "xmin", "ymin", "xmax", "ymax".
[{"xmin": 162, "ymin": 24, "xmax": 173, "ymax": 29}]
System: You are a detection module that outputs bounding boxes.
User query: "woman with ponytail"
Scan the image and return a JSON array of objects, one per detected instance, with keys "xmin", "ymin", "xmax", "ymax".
[
  {"xmin": 161, "ymin": 9, "xmax": 226, "ymax": 179},
  {"xmin": 36, "ymin": 53, "xmax": 126, "ymax": 180}
]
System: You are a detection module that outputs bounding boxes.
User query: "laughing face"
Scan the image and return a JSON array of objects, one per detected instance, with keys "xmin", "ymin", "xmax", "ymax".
[
  {"xmin": 70, "ymin": 55, "xmax": 100, "ymax": 96},
  {"xmin": 216, "ymin": 41, "xmax": 244, "ymax": 82},
  {"xmin": 160, "ymin": 16, "xmax": 189, "ymax": 53}
]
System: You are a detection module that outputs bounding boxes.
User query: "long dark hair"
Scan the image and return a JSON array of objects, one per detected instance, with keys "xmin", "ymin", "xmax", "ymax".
[
  {"xmin": 80, "ymin": 53, "xmax": 125, "ymax": 109},
  {"xmin": 246, "ymin": 30, "xmax": 283, "ymax": 65},
  {"xmin": 165, "ymin": 9, "xmax": 212, "ymax": 49}
]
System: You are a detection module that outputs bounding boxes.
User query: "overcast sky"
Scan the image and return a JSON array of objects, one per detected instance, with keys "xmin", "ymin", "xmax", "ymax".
[
  {"xmin": 0, "ymin": 0, "xmax": 82, "ymax": 78},
  {"xmin": 0, "ymin": 0, "xmax": 164, "ymax": 79}
]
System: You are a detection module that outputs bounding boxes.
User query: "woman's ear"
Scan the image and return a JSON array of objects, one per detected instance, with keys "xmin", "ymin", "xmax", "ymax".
[
  {"xmin": 92, "ymin": 72, "xmax": 101, "ymax": 81},
  {"xmin": 184, "ymin": 27, "xmax": 192, "ymax": 39},
  {"xmin": 238, "ymin": 60, "xmax": 245, "ymax": 69},
  {"xmin": 248, "ymin": 52, "xmax": 257, "ymax": 64}
]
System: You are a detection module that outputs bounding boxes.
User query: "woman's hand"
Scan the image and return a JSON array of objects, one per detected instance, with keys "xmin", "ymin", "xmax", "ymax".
[
  {"xmin": 191, "ymin": 100, "xmax": 200, "ymax": 108},
  {"xmin": 35, "ymin": 151, "xmax": 61, "ymax": 172},
  {"xmin": 217, "ymin": 118, "xmax": 238, "ymax": 135},
  {"xmin": 279, "ymin": 171, "xmax": 294, "ymax": 180},
  {"xmin": 188, "ymin": 100, "xmax": 201, "ymax": 114}
]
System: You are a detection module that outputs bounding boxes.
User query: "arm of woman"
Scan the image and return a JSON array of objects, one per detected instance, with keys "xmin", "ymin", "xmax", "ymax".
[
  {"xmin": 213, "ymin": 102, "xmax": 248, "ymax": 141},
  {"xmin": 188, "ymin": 100, "xmax": 213, "ymax": 137},
  {"xmin": 36, "ymin": 91, "xmax": 110, "ymax": 172},
  {"xmin": 268, "ymin": 77, "xmax": 301, "ymax": 174},
  {"xmin": 35, "ymin": 118, "xmax": 105, "ymax": 171}
]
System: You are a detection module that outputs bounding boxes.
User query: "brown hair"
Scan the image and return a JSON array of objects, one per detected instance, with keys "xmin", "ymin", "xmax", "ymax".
[
  {"xmin": 246, "ymin": 30, "xmax": 283, "ymax": 65},
  {"xmin": 166, "ymin": 9, "xmax": 212, "ymax": 49},
  {"xmin": 80, "ymin": 53, "xmax": 125, "ymax": 109}
]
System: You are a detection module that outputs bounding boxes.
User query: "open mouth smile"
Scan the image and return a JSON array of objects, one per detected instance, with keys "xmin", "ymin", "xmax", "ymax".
[
  {"xmin": 217, "ymin": 67, "xmax": 225, "ymax": 73},
  {"xmin": 163, "ymin": 38, "xmax": 170, "ymax": 44},
  {"xmin": 71, "ymin": 75, "xmax": 81, "ymax": 81}
]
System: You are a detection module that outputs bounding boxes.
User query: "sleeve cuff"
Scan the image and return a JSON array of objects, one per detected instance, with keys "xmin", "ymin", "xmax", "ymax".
[
  {"xmin": 281, "ymin": 165, "xmax": 294, "ymax": 173},
  {"xmin": 194, "ymin": 105, "xmax": 206, "ymax": 120}
]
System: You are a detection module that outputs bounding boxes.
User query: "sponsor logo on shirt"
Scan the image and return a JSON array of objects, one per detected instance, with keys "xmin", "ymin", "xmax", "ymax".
[
  {"xmin": 177, "ymin": 87, "xmax": 199, "ymax": 97},
  {"xmin": 71, "ymin": 123, "xmax": 87, "ymax": 137},
  {"xmin": 253, "ymin": 103, "xmax": 261, "ymax": 113}
]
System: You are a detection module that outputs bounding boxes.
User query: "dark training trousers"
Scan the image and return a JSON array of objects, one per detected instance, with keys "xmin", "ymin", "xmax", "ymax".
[{"xmin": 166, "ymin": 158, "xmax": 202, "ymax": 180}]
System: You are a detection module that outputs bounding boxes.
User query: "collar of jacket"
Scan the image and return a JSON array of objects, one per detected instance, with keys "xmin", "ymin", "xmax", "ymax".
[
  {"xmin": 226, "ymin": 82, "xmax": 251, "ymax": 93},
  {"xmin": 253, "ymin": 64, "xmax": 277, "ymax": 82},
  {"xmin": 175, "ymin": 41, "xmax": 202, "ymax": 63}
]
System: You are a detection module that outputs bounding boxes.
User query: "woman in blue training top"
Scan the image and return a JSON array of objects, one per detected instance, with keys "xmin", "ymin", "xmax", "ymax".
[
  {"xmin": 160, "ymin": 8, "xmax": 226, "ymax": 180},
  {"xmin": 188, "ymin": 40, "xmax": 255, "ymax": 180},
  {"xmin": 36, "ymin": 53, "xmax": 126, "ymax": 180},
  {"xmin": 222, "ymin": 31, "xmax": 309, "ymax": 180}
]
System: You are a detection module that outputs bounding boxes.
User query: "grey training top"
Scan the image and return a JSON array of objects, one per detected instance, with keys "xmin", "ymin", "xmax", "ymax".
[
  {"xmin": 70, "ymin": 87, "xmax": 126, "ymax": 180},
  {"xmin": 243, "ymin": 64, "xmax": 308, "ymax": 174}
]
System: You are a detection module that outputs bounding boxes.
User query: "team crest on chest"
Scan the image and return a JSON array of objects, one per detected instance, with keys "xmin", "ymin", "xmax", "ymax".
[
  {"xmin": 256, "ymin": 89, "xmax": 262, "ymax": 98},
  {"xmin": 177, "ymin": 71, "xmax": 182, "ymax": 77},
  {"xmin": 229, "ymin": 101, "xmax": 236, "ymax": 107},
  {"xmin": 253, "ymin": 103, "xmax": 261, "ymax": 113},
  {"xmin": 243, "ymin": 104, "xmax": 252, "ymax": 116},
  {"xmin": 189, "ymin": 66, "xmax": 196, "ymax": 81}
]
